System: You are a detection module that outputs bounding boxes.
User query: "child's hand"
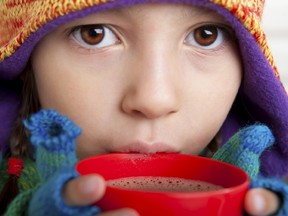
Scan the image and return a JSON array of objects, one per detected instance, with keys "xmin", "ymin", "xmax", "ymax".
[
  {"xmin": 62, "ymin": 174, "xmax": 139, "ymax": 216},
  {"xmin": 211, "ymin": 125, "xmax": 288, "ymax": 215},
  {"xmin": 245, "ymin": 188, "xmax": 280, "ymax": 216},
  {"xmin": 63, "ymin": 175, "xmax": 281, "ymax": 216}
]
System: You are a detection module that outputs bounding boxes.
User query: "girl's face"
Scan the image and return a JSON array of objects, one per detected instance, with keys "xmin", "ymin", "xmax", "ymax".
[{"xmin": 31, "ymin": 3, "xmax": 242, "ymax": 159}]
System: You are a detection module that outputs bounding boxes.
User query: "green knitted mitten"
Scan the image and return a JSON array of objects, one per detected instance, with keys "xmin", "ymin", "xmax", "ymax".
[
  {"xmin": 23, "ymin": 109, "xmax": 82, "ymax": 181},
  {"xmin": 212, "ymin": 124, "xmax": 275, "ymax": 178}
]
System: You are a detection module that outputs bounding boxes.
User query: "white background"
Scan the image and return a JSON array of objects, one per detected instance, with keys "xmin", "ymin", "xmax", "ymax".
[{"xmin": 262, "ymin": 1, "xmax": 288, "ymax": 89}]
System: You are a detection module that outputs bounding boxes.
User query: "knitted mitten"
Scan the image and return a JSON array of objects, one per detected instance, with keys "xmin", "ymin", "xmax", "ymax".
[
  {"xmin": 212, "ymin": 124, "xmax": 275, "ymax": 178},
  {"xmin": 4, "ymin": 187, "xmax": 39, "ymax": 216},
  {"xmin": 23, "ymin": 109, "xmax": 81, "ymax": 181},
  {"xmin": 251, "ymin": 177, "xmax": 288, "ymax": 216},
  {"xmin": 212, "ymin": 124, "xmax": 288, "ymax": 215},
  {"xmin": 24, "ymin": 109, "xmax": 101, "ymax": 215}
]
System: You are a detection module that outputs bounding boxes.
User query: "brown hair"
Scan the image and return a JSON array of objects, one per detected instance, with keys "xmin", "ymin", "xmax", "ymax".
[{"xmin": 0, "ymin": 63, "xmax": 40, "ymax": 214}]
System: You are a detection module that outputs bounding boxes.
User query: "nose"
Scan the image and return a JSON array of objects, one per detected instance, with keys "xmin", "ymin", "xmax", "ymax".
[{"xmin": 121, "ymin": 48, "xmax": 180, "ymax": 119}]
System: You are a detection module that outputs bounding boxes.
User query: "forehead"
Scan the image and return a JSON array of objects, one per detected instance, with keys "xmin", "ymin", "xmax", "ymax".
[
  {"xmin": 61, "ymin": 3, "xmax": 229, "ymax": 27},
  {"xmin": 112, "ymin": 3, "xmax": 215, "ymax": 18}
]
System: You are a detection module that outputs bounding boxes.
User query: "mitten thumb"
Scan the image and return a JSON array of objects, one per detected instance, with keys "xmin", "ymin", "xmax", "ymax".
[
  {"xmin": 212, "ymin": 124, "xmax": 275, "ymax": 177},
  {"xmin": 24, "ymin": 109, "xmax": 82, "ymax": 181}
]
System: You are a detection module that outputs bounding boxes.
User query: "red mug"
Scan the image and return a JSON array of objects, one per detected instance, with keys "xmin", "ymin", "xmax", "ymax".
[{"xmin": 76, "ymin": 153, "xmax": 250, "ymax": 216}]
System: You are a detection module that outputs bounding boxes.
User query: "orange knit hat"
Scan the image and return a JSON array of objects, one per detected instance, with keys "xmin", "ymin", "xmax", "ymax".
[{"xmin": 0, "ymin": 0, "xmax": 278, "ymax": 78}]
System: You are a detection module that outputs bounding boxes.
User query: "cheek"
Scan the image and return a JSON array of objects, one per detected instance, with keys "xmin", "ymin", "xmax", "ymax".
[
  {"xmin": 32, "ymin": 37, "xmax": 118, "ymax": 110},
  {"xmin": 181, "ymin": 49, "xmax": 242, "ymax": 152}
]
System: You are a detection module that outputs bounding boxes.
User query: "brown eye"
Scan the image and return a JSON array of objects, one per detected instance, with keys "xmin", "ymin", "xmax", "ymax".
[
  {"xmin": 80, "ymin": 25, "xmax": 105, "ymax": 45},
  {"xmin": 194, "ymin": 26, "xmax": 218, "ymax": 46},
  {"xmin": 71, "ymin": 24, "xmax": 119, "ymax": 48},
  {"xmin": 185, "ymin": 25, "xmax": 229, "ymax": 49}
]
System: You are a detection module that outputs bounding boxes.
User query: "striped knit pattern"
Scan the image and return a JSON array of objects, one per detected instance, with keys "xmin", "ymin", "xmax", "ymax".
[
  {"xmin": 212, "ymin": 124, "xmax": 275, "ymax": 178},
  {"xmin": 0, "ymin": 0, "xmax": 278, "ymax": 78},
  {"xmin": 0, "ymin": 0, "xmax": 110, "ymax": 61},
  {"xmin": 23, "ymin": 109, "xmax": 81, "ymax": 181},
  {"xmin": 211, "ymin": 0, "xmax": 278, "ymax": 78},
  {"xmin": 22, "ymin": 109, "xmax": 101, "ymax": 215},
  {"xmin": 34, "ymin": 145, "xmax": 79, "ymax": 181}
]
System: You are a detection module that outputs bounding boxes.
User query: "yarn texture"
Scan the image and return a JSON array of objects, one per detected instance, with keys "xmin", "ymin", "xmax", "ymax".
[
  {"xmin": 213, "ymin": 125, "xmax": 288, "ymax": 216},
  {"xmin": 1, "ymin": 0, "xmax": 288, "ymax": 214},
  {"xmin": 2, "ymin": 109, "xmax": 287, "ymax": 215},
  {"xmin": 212, "ymin": 124, "xmax": 275, "ymax": 178}
]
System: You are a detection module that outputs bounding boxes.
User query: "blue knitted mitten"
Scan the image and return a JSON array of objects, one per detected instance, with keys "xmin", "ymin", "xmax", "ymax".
[
  {"xmin": 212, "ymin": 124, "xmax": 274, "ymax": 178},
  {"xmin": 250, "ymin": 177, "xmax": 288, "ymax": 216},
  {"xmin": 24, "ymin": 109, "xmax": 101, "ymax": 215},
  {"xmin": 212, "ymin": 124, "xmax": 288, "ymax": 215}
]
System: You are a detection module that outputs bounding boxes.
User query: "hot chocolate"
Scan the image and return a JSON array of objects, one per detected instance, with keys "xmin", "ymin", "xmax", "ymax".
[{"xmin": 107, "ymin": 176, "xmax": 223, "ymax": 192}]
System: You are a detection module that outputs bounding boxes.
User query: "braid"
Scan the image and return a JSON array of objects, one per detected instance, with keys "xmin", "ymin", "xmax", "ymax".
[{"xmin": 0, "ymin": 63, "xmax": 40, "ymax": 214}]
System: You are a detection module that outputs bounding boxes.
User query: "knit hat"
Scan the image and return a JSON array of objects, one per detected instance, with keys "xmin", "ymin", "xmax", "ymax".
[{"xmin": 0, "ymin": 0, "xmax": 288, "ymax": 177}]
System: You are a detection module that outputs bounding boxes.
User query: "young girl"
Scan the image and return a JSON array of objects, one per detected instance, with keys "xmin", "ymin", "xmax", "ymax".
[{"xmin": 1, "ymin": 0, "xmax": 288, "ymax": 215}]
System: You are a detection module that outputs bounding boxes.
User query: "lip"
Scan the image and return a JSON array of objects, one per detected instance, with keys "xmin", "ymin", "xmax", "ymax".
[{"xmin": 112, "ymin": 140, "xmax": 179, "ymax": 154}]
